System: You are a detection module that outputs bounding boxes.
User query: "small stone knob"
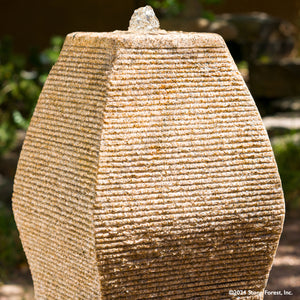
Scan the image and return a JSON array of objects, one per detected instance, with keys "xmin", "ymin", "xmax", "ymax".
[{"xmin": 128, "ymin": 5, "xmax": 160, "ymax": 32}]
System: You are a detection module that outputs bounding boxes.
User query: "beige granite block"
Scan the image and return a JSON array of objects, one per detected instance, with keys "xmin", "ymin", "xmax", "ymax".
[{"xmin": 12, "ymin": 6, "xmax": 285, "ymax": 299}]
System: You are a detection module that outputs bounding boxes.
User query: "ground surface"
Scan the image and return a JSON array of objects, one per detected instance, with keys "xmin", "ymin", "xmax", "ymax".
[{"xmin": 265, "ymin": 212, "xmax": 300, "ymax": 300}]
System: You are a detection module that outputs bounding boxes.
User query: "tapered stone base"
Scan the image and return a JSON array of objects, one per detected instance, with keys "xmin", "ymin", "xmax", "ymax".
[{"xmin": 13, "ymin": 29, "xmax": 284, "ymax": 299}]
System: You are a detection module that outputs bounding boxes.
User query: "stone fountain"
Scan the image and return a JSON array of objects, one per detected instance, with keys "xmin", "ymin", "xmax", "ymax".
[{"xmin": 13, "ymin": 6, "xmax": 285, "ymax": 299}]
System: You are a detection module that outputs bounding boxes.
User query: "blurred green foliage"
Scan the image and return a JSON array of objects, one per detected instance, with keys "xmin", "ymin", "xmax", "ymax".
[
  {"xmin": 0, "ymin": 204, "xmax": 26, "ymax": 281},
  {"xmin": 0, "ymin": 35, "xmax": 63, "ymax": 281},
  {"xmin": 148, "ymin": 0, "xmax": 185, "ymax": 17},
  {"xmin": 147, "ymin": 0, "xmax": 222, "ymax": 18},
  {"xmin": 0, "ymin": 36, "xmax": 63, "ymax": 156},
  {"xmin": 272, "ymin": 133, "xmax": 300, "ymax": 210},
  {"xmin": 200, "ymin": 0, "xmax": 223, "ymax": 21}
]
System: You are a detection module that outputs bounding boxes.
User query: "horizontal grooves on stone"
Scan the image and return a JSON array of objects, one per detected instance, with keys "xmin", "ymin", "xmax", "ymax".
[
  {"xmin": 104, "ymin": 113, "xmax": 257, "ymax": 125},
  {"xmin": 102, "ymin": 276, "xmax": 266, "ymax": 299},
  {"xmin": 102, "ymin": 279, "xmax": 262, "ymax": 299},
  {"xmin": 98, "ymin": 146, "xmax": 270, "ymax": 159},
  {"xmin": 97, "ymin": 168, "xmax": 277, "ymax": 185},
  {"xmin": 48, "ymin": 75, "xmax": 245, "ymax": 91},
  {"xmin": 64, "ymin": 43, "xmax": 225, "ymax": 50},
  {"xmin": 94, "ymin": 213, "xmax": 283, "ymax": 239},
  {"xmin": 99, "ymin": 147, "xmax": 272, "ymax": 162},
  {"xmin": 45, "ymin": 77, "xmax": 248, "ymax": 96},
  {"xmin": 53, "ymin": 63, "xmax": 235, "ymax": 76},
  {"xmin": 100, "ymin": 256, "xmax": 270, "ymax": 282},
  {"xmin": 94, "ymin": 226, "xmax": 282, "ymax": 251},
  {"xmin": 51, "ymin": 70, "xmax": 240, "ymax": 85},
  {"xmin": 14, "ymin": 233, "xmax": 98, "ymax": 296},
  {"xmin": 97, "ymin": 186, "xmax": 281, "ymax": 204},
  {"xmin": 94, "ymin": 46, "xmax": 284, "ymax": 299},
  {"xmin": 29, "ymin": 118, "xmax": 101, "ymax": 144},
  {"xmin": 13, "ymin": 39, "xmax": 284, "ymax": 299},
  {"xmin": 13, "ymin": 45, "xmax": 113, "ymax": 298},
  {"xmin": 95, "ymin": 237, "xmax": 281, "ymax": 261}
]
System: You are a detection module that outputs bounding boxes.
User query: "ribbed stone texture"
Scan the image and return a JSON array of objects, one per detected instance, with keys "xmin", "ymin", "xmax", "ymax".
[{"xmin": 13, "ymin": 8, "xmax": 285, "ymax": 300}]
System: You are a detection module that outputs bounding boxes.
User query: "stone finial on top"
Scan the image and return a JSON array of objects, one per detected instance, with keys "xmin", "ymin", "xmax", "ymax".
[{"xmin": 128, "ymin": 6, "xmax": 160, "ymax": 32}]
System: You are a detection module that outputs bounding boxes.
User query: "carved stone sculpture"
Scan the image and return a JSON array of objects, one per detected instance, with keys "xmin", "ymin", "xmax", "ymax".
[{"xmin": 13, "ymin": 6, "xmax": 285, "ymax": 299}]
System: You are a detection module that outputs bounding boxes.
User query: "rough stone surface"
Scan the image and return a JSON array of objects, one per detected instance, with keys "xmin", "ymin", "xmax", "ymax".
[
  {"xmin": 128, "ymin": 5, "xmax": 160, "ymax": 32},
  {"xmin": 13, "ymin": 8, "xmax": 285, "ymax": 300}
]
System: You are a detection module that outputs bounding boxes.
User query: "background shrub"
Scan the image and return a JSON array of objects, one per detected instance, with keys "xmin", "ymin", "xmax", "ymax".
[{"xmin": 0, "ymin": 36, "xmax": 63, "ymax": 156}]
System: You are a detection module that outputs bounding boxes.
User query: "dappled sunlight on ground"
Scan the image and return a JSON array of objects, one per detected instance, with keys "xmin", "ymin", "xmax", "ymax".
[
  {"xmin": 265, "ymin": 214, "xmax": 300, "ymax": 299},
  {"xmin": 0, "ymin": 284, "xmax": 33, "ymax": 300}
]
